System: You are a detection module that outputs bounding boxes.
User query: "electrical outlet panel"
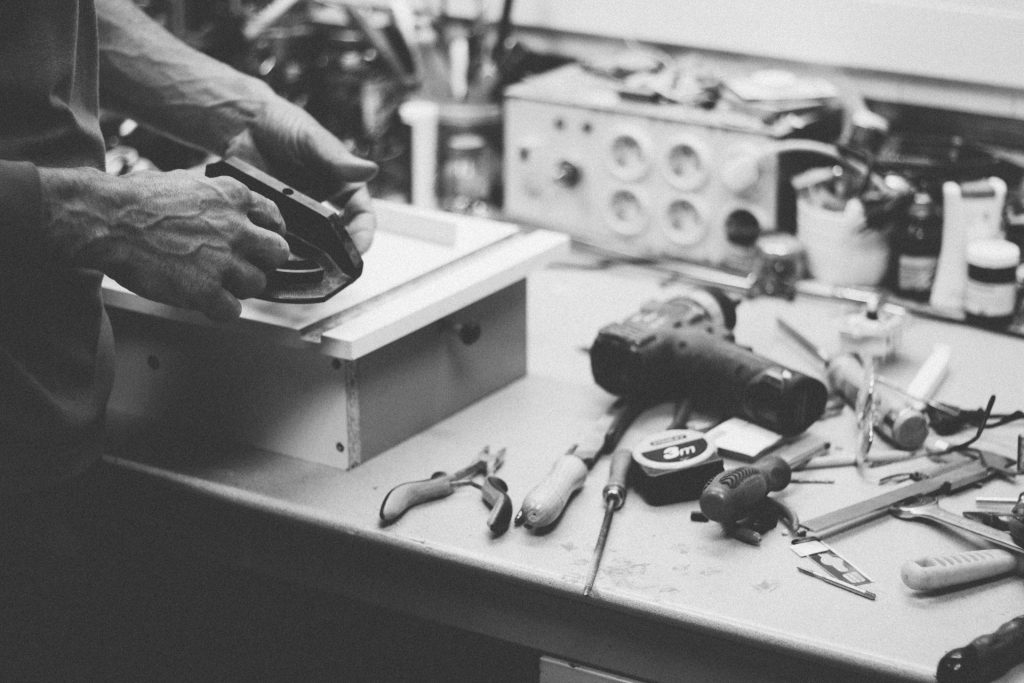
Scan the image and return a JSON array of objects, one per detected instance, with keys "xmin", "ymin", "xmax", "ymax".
[{"xmin": 503, "ymin": 65, "xmax": 784, "ymax": 267}]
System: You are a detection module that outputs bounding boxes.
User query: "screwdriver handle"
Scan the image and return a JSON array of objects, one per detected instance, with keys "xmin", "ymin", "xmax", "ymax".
[
  {"xmin": 516, "ymin": 453, "xmax": 588, "ymax": 529},
  {"xmin": 379, "ymin": 473, "xmax": 455, "ymax": 523},
  {"xmin": 937, "ymin": 615, "xmax": 1024, "ymax": 683},
  {"xmin": 699, "ymin": 456, "xmax": 791, "ymax": 525},
  {"xmin": 603, "ymin": 448, "xmax": 633, "ymax": 509}
]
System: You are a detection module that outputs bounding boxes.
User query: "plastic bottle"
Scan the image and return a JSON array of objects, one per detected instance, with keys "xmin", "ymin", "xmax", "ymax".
[{"xmin": 895, "ymin": 191, "xmax": 942, "ymax": 301}]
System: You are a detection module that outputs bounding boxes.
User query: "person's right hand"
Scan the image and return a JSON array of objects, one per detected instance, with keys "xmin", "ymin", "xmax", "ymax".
[{"xmin": 38, "ymin": 167, "xmax": 290, "ymax": 321}]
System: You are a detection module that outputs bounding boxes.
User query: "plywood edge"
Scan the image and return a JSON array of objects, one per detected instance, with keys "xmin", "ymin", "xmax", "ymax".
[
  {"xmin": 317, "ymin": 230, "xmax": 570, "ymax": 358},
  {"xmin": 101, "ymin": 284, "xmax": 312, "ymax": 349}
]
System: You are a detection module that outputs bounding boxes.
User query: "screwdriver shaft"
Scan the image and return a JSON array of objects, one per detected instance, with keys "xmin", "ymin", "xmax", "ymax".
[
  {"xmin": 582, "ymin": 449, "xmax": 633, "ymax": 597},
  {"xmin": 583, "ymin": 500, "xmax": 616, "ymax": 597}
]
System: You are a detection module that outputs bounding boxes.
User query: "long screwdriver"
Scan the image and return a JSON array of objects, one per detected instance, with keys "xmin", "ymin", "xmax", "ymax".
[{"xmin": 582, "ymin": 448, "xmax": 633, "ymax": 597}]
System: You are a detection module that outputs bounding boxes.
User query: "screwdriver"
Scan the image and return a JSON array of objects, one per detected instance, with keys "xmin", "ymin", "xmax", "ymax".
[
  {"xmin": 582, "ymin": 448, "xmax": 633, "ymax": 597},
  {"xmin": 516, "ymin": 400, "xmax": 644, "ymax": 530}
]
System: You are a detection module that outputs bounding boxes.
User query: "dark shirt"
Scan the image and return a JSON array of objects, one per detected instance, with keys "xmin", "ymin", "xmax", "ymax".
[{"xmin": 0, "ymin": 0, "xmax": 113, "ymax": 494}]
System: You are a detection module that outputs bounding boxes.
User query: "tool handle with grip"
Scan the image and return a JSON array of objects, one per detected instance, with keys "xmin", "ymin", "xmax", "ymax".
[
  {"xmin": 901, "ymin": 549, "xmax": 1022, "ymax": 591},
  {"xmin": 604, "ymin": 448, "xmax": 633, "ymax": 508},
  {"xmin": 937, "ymin": 615, "xmax": 1024, "ymax": 683},
  {"xmin": 515, "ymin": 453, "xmax": 588, "ymax": 529},
  {"xmin": 480, "ymin": 476, "xmax": 513, "ymax": 535},
  {"xmin": 699, "ymin": 455, "xmax": 791, "ymax": 524},
  {"xmin": 827, "ymin": 354, "xmax": 928, "ymax": 450},
  {"xmin": 758, "ymin": 455, "xmax": 792, "ymax": 491},
  {"xmin": 379, "ymin": 473, "xmax": 454, "ymax": 523},
  {"xmin": 1009, "ymin": 498, "xmax": 1024, "ymax": 548}
]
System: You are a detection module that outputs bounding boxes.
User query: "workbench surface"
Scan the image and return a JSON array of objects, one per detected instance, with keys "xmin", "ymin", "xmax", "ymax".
[{"xmin": 106, "ymin": 252, "xmax": 1024, "ymax": 683}]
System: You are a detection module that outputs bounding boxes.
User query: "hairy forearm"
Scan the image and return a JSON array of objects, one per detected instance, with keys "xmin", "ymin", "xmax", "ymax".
[
  {"xmin": 34, "ymin": 165, "xmax": 289, "ymax": 320},
  {"xmin": 95, "ymin": 0, "xmax": 274, "ymax": 155}
]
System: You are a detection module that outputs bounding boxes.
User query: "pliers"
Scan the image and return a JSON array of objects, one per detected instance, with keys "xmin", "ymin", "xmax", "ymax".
[{"xmin": 379, "ymin": 446, "xmax": 513, "ymax": 535}]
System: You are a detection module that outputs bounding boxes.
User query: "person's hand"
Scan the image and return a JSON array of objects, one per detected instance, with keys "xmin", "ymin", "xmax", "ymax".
[
  {"xmin": 225, "ymin": 95, "xmax": 379, "ymax": 254},
  {"xmin": 38, "ymin": 167, "xmax": 290, "ymax": 321}
]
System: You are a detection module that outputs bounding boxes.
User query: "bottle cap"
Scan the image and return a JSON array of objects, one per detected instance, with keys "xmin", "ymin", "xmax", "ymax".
[
  {"xmin": 908, "ymin": 191, "xmax": 934, "ymax": 217},
  {"xmin": 967, "ymin": 238, "xmax": 1020, "ymax": 270}
]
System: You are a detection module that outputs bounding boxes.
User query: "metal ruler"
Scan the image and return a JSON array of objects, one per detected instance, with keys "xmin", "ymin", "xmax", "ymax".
[{"xmin": 799, "ymin": 456, "xmax": 1013, "ymax": 539}]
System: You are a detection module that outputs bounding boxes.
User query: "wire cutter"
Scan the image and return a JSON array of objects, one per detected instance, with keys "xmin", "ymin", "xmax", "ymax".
[{"xmin": 379, "ymin": 447, "xmax": 513, "ymax": 535}]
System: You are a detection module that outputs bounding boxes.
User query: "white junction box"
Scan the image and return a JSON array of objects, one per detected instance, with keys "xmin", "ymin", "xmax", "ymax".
[
  {"xmin": 503, "ymin": 64, "xmax": 782, "ymax": 266},
  {"xmin": 102, "ymin": 202, "xmax": 568, "ymax": 469}
]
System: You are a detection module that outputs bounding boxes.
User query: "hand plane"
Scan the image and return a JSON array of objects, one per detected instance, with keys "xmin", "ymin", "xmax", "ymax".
[{"xmin": 206, "ymin": 157, "xmax": 363, "ymax": 303}]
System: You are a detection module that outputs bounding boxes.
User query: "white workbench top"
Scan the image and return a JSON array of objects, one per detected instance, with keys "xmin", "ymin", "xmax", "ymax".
[{"xmin": 107, "ymin": 254, "xmax": 1024, "ymax": 682}]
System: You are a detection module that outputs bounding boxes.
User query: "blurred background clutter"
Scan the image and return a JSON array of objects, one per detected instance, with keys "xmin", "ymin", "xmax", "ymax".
[{"xmin": 113, "ymin": 0, "xmax": 1024, "ymax": 335}]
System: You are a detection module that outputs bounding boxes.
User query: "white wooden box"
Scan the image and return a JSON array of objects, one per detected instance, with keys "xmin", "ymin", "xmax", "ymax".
[{"xmin": 102, "ymin": 202, "xmax": 568, "ymax": 469}]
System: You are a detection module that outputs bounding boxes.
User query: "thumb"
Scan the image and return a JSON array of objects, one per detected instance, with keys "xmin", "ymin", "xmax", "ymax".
[
  {"xmin": 251, "ymin": 98, "xmax": 379, "ymax": 198},
  {"xmin": 311, "ymin": 135, "xmax": 379, "ymax": 185},
  {"xmin": 294, "ymin": 134, "xmax": 378, "ymax": 201}
]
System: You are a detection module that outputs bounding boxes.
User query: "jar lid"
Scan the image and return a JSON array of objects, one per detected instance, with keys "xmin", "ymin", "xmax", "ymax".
[
  {"xmin": 446, "ymin": 133, "xmax": 486, "ymax": 153},
  {"xmin": 755, "ymin": 232, "xmax": 804, "ymax": 258},
  {"xmin": 967, "ymin": 238, "xmax": 1020, "ymax": 269}
]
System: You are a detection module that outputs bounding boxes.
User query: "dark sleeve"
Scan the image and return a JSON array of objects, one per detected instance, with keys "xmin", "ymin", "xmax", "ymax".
[{"xmin": 0, "ymin": 160, "xmax": 44, "ymax": 258}]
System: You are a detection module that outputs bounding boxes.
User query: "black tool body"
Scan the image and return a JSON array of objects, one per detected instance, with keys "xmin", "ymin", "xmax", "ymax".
[
  {"xmin": 937, "ymin": 615, "xmax": 1024, "ymax": 682},
  {"xmin": 206, "ymin": 157, "xmax": 363, "ymax": 303},
  {"xmin": 591, "ymin": 294, "xmax": 827, "ymax": 437}
]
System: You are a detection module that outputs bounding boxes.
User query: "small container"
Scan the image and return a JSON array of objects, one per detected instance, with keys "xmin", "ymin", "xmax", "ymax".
[
  {"xmin": 796, "ymin": 198, "xmax": 890, "ymax": 286},
  {"xmin": 751, "ymin": 232, "xmax": 806, "ymax": 299},
  {"xmin": 838, "ymin": 306, "xmax": 905, "ymax": 362},
  {"xmin": 440, "ymin": 132, "xmax": 493, "ymax": 216},
  {"xmin": 965, "ymin": 238, "xmax": 1021, "ymax": 329}
]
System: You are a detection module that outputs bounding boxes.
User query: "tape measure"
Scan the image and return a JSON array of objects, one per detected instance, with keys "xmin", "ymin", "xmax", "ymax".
[{"xmin": 631, "ymin": 429, "xmax": 723, "ymax": 505}]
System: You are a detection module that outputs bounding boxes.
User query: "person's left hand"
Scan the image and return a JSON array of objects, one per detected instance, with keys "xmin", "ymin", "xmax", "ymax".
[{"xmin": 225, "ymin": 95, "xmax": 379, "ymax": 253}]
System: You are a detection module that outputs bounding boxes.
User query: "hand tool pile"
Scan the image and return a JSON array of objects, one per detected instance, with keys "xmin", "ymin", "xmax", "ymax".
[{"xmin": 376, "ymin": 285, "xmax": 1024, "ymax": 682}]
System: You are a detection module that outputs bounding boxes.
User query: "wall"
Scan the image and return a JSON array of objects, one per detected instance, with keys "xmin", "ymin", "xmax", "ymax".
[{"xmin": 436, "ymin": 0, "xmax": 1024, "ymax": 119}]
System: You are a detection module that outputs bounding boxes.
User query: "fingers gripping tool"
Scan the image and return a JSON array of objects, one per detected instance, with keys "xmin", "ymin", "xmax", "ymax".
[
  {"xmin": 206, "ymin": 156, "xmax": 363, "ymax": 303},
  {"xmin": 379, "ymin": 447, "xmax": 513, "ymax": 535}
]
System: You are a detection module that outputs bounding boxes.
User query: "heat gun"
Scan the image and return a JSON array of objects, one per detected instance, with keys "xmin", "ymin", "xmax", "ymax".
[{"xmin": 589, "ymin": 289, "xmax": 828, "ymax": 437}]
